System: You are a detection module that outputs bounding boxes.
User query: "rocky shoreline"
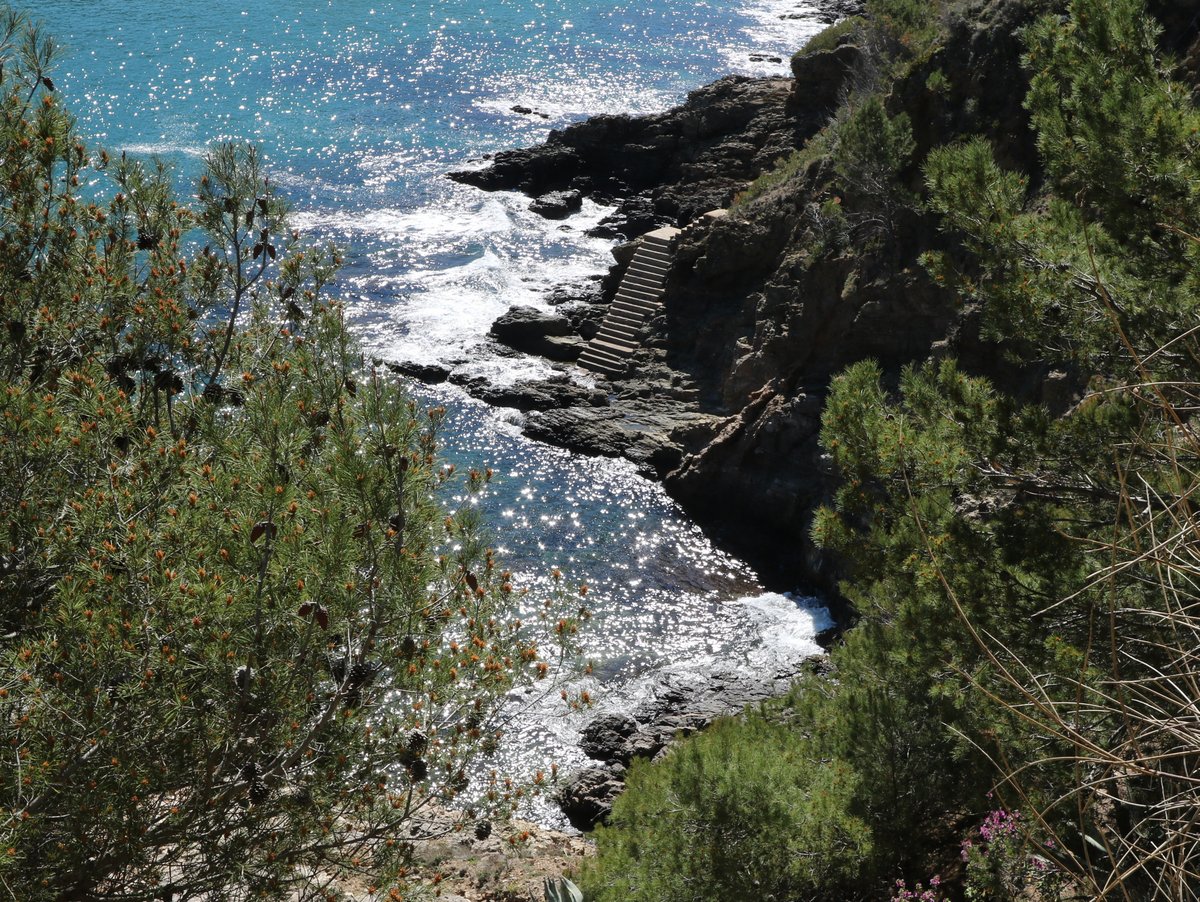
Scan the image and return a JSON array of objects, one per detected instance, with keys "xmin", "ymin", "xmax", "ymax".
[
  {"xmin": 429, "ymin": 21, "xmax": 871, "ymax": 591},
  {"xmin": 400, "ymin": 0, "xmax": 1065, "ymax": 833},
  {"xmin": 397, "ymin": 0, "xmax": 877, "ymax": 833},
  {"xmin": 347, "ymin": 0, "xmax": 1200, "ymax": 892},
  {"xmin": 380, "ymin": 0, "xmax": 1066, "ymax": 836},
  {"xmin": 422, "ymin": 0, "xmax": 1060, "ymax": 606}
]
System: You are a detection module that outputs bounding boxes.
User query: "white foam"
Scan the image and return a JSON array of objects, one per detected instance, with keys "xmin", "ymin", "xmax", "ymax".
[
  {"xmin": 738, "ymin": 591, "xmax": 832, "ymax": 661},
  {"xmin": 117, "ymin": 141, "xmax": 208, "ymax": 158},
  {"xmin": 722, "ymin": 0, "xmax": 829, "ymax": 75},
  {"xmin": 295, "ymin": 196, "xmax": 515, "ymax": 241},
  {"xmin": 316, "ymin": 182, "xmax": 615, "ymax": 385},
  {"xmin": 473, "ymin": 76, "xmax": 677, "ymax": 124}
]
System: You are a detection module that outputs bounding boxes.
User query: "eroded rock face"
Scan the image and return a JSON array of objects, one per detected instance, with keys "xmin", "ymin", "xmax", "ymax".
[{"xmin": 790, "ymin": 43, "xmax": 864, "ymax": 111}]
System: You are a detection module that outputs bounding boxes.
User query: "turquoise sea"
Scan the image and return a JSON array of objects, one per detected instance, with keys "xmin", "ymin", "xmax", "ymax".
[{"xmin": 35, "ymin": 0, "xmax": 832, "ymax": 819}]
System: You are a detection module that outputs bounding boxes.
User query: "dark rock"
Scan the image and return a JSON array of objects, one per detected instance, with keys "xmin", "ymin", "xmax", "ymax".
[
  {"xmin": 489, "ymin": 305, "xmax": 575, "ymax": 358},
  {"xmin": 790, "ymin": 43, "xmax": 863, "ymax": 112},
  {"xmin": 586, "ymin": 194, "xmax": 667, "ymax": 240},
  {"xmin": 384, "ymin": 360, "xmax": 452, "ymax": 384},
  {"xmin": 541, "ymin": 335, "xmax": 588, "ymax": 362},
  {"xmin": 820, "ymin": 0, "xmax": 865, "ymax": 20},
  {"xmin": 524, "ymin": 406, "xmax": 634, "ymax": 459},
  {"xmin": 580, "ymin": 713, "xmax": 639, "ymax": 762},
  {"xmin": 558, "ymin": 652, "xmax": 832, "ymax": 824},
  {"xmin": 530, "ymin": 189, "xmax": 583, "ymax": 219},
  {"xmin": 556, "ymin": 766, "xmax": 625, "ymax": 831},
  {"xmin": 545, "ymin": 278, "xmax": 605, "ymax": 307},
  {"xmin": 469, "ymin": 378, "xmax": 607, "ymax": 413},
  {"xmin": 448, "ymin": 373, "xmax": 487, "ymax": 392},
  {"xmin": 523, "ymin": 398, "xmax": 722, "ymax": 477},
  {"xmin": 610, "ymin": 239, "xmax": 642, "ymax": 268},
  {"xmin": 491, "ymin": 305, "xmax": 572, "ymax": 339}
]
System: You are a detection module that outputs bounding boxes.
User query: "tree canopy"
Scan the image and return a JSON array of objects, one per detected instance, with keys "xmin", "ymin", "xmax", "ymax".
[{"xmin": 0, "ymin": 10, "xmax": 576, "ymax": 899}]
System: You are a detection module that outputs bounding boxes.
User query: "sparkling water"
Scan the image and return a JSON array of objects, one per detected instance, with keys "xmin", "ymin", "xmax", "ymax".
[{"xmin": 34, "ymin": 0, "xmax": 832, "ymax": 820}]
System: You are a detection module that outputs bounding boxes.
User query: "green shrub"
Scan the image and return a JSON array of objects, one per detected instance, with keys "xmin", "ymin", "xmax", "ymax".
[
  {"xmin": 799, "ymin": 15, "xmax": 865, "ymax": 57},
  {"xmin": 926, "ymin": 68, "xmax": 950, "ymax": 95},
  {"xmin": 0, "ymin": 9, "xmax": 573, "ymax": 899},
  {"xmin": 867, "ymin": 0, "xmax": 945, "ymax": 56},
  {"xmin": 582, "ymin": 714, "xmax": 872, "ymax": 902}
]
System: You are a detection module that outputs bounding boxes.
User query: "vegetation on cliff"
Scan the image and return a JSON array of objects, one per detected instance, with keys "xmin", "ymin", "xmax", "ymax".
[
  {"xmin": 584, "ymin": 0, "xmax": 1200, "ymax": 898},
  {"xmin": 0, "ymin": 11, "xmax": 579, "ymax": 899}
]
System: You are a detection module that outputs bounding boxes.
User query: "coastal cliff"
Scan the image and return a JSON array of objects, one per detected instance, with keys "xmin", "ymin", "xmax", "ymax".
[{"xmin": 449, "ymin": 0, "xmax": 1057, "ymax": 594}]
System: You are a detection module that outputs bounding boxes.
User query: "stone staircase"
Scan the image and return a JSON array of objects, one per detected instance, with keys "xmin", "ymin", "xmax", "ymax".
[
  {"xmin": 577, "ymin": 226, "xmax": 680, "ymax": 377},
  {"xmin": 578, "ymin": 211, "xmax": 727, "ymax": 378}
]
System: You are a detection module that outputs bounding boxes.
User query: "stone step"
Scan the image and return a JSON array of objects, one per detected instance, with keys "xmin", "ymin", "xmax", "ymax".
[
  {"xmin": 633, "ymin": 250, "xmax": 672, "ymax": 267},
  {"xmin": 625, "ymin": 272, "xmax": 666, "ymax": 289},
  {"xmin": 633, "ymin": 259, "xmax": 672, "ymax": 273},
  {"xmin": 583, "ymin": 355, "xmax": 628, "ymax": 374},
  {"xmin": 606, "ymin": 311, "xmax": 646, "ymax": 329},
  {"xmin": 579, "ymin": 225, "xmax": 681, "ymax": 377},
  {"xmin": 628, "ymin": 266, "xmax": 669, "ymax": 282},
  {"xmin": 612, "ymin": 302, "xmax": 658, "ymax": 320},
  {"xmin": 608, "ymin": 314, "xmax": 653, "ymax": 331},
  {"xmin": 633, "ymin": 262, "xmax": 672, "ymax": 280},
  {"xmin": 599, "ymin": 333, "xmax": 641, "ymax": 352},
  {"xmin": 614, "ymin": 289, "xmax": 659, "ymax": 306},
  {"xmin": 579, "ymin": 350, "xmax": 623, "ymax": 369},
  {"xmin": 615, "ymin": 284, "xmax": 659, "ymax": 303},
  {"xmin": 589, "ymin": 337, "xmax": 638, "ymax": 355},
  {"xmin": 577, "ymin": 355, "xmax": 626, "ymax": 377},
  {"xmin": 612, "ymin": 297, "xmax": 650, "ymax": 313},
  {"xmin": 629, "ymin": 259, "xmax": 670, "ymax": 276},
  {"xmin": 622, "ymin": 278, "xmax": 663, "ymax": 296},
  {"xmin": 582, "ymin": 344, "xmax": 626, "ymax": 366},
  {"xmin": 613, "ymin": 296, "xmax": 660, "ymax": 314},
  {"xmin": 597, "ymin": 326, "xmax": 639, "ymax": 345},
  {"xmin": 600, "ymin": 316, "xmax": 640, "ymax": 334},
  {"xmin": 623, "ymin": 267, "xmax": 666, "ymax": 284},
  {"xmin": 642, "ymin": 236, "xmax": 676, "ymax": 251},
  {"xmin": 579, "ymin": 357, "xmax": 625, "ymax": 377}
]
